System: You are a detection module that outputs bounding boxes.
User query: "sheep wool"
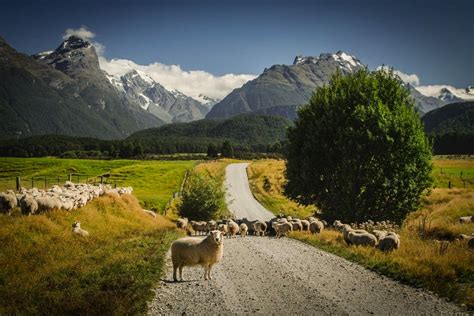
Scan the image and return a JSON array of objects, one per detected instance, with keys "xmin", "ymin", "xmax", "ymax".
[{"xmin": 171, "ymin": 230, "xmax": 224, "ymax": 281}]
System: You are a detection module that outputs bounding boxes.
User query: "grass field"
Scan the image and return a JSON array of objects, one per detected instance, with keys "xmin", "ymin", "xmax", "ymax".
[
  {"xmin": 0, "ymin": 158, "xmax": 196, "ymax": 212},
  {"xmin": 0, "ymin": 194, "xmax": 183, "ymax": 314},
  {"xmin": 433, "ymin": 156, "xmax": 474, "ymax": 189},
  {"xmin": 249, "ymin": 157, "xmax": 474, "ymax": 309}
]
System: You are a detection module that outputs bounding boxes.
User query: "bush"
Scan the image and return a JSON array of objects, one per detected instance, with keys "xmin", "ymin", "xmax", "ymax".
[
  {"xmin": 285, "ymin": 68, "xmax": 433, "ymax": 224},
  {"xmin": 178, "ymin": 173, "xmax": 225, "ymax": 220}
]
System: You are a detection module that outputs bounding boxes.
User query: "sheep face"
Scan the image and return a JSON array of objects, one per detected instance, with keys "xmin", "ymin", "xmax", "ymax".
[
  {"xmin": 210, "ymin": 230, "xmax": 223, "ymax": 245},
  {"xmin": 72, "ymin": 222, "xmax": 80, "ymax": 229}
]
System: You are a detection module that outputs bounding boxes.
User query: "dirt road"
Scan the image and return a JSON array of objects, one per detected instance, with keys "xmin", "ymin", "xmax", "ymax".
[{"xmin": 148, "ymin": 163, "xmax": 462, "ymax": 315}]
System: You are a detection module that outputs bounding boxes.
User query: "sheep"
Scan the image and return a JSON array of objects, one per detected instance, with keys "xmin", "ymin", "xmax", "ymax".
[
  {"xmin": 348, "ymin": 230, "xmax": 377, "ymax": 247},
  {"xmin": 240, "ymin": 218, "xmax": 257, "ymax": 234},
  {"xmin": 142, "ymin": 209, "xmax": 157, "ymax": 218},
  {"xmin": 377, "ymin": 232, "xmax": 400, "ymax": 252},
  {"xmin": 309, "ymin": 220, "xmax": 324, "ymax": 234},
  {"xmin": 372, "ymin": 230, "xmax": 388, "ymax": 241},
  {"xmin": 218, "ymin": 223, "xmax": 228, "ymax": 235},
  {"xmin": 342, "ymin": 225, "xmax": 370, "ymax": 245},
  {"xmin": 290, "ymin": 221, "xmax": 303, "ymax": 232},
  {"xmin": 190, "ymin": 221, "xmax": 208, "ymax": 235},
  {"xmin": 272, "ymin": 222, "xmax": 293, "ymax": 238},
  {"xmin": 72, "ymin": 222, "xmax": 89, "ymax": 237},
  {"xmin": 171, "ymin": 230, "xmax": 224, "ymax": 281},
  {"xmin": 207, "ymin": 220, "xmax": 218, "ymax": 233},
  {"xmin": 176, "ymin": 217, "xmax": 189, "ymax": 229},
  {"xmin": 333, "ymin": 220, "xmax": 345, "ymax": 232},
  {"xmin": 459, "ymin": 216, "xmax": 473, "ymax": 224},
  {"xmin": 300, "ymin": 220, "xmax": 310, "ymax": 231},
  {"xmin": 227, "ymin": 220, "xmax": 239, "ymax": 238},
  {"xmin": 0, "ymin": 191, "xmax": 17, "ymax": 215},
  {"xmin": 239, "ymin": 223, "xmax": 248, "ymax": 237},
  {"xmin": 253, "ymin": 220, "xmax": 267, "ymax": 236},
  {"xmin": 20, "ymin": 196, "xmax": 38, "ymax": 215}
]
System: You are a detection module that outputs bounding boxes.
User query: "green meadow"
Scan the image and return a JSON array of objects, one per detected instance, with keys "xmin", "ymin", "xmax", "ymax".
[{"xmin": 0, "ymin": 157, "xmax": 197, "ymax": 211}]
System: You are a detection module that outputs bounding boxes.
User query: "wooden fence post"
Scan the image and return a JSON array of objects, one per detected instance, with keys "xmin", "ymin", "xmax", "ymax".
[
  {"xmin": 100, "ymin": 176, "xmax": 103, "ymax": 184},
  {"xmin": 44, "ymin": 177, "xmax": 47, "ymax": 189},
  {"xmin": 16, "ymin": 177, "xmax": 21, "ymax": 191},
  {"xmin": 68, "ymin": 173, "xmax": 72, "ymax": 182},
  {"xmin": 31, "ymin": 177, "xmax": 34, "ymax": 189},
  {"xmin": 448, "ymin": 181, "xmax": 451, "ymax": 189}
]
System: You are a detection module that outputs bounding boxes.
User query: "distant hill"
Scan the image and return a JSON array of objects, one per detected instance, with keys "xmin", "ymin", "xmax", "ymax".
[
  {"xmin": 127, "ymin": 114, "xmax": 292, "ymax": 150},
  {"xmin": 422, "ymin": 101, "xmax": 474, "ymax": 154}
]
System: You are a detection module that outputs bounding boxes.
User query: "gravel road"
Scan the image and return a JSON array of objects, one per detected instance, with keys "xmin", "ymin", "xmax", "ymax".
[{"xmin": 148, "ymin": 163, "xmax": 462, "ymax": 315}]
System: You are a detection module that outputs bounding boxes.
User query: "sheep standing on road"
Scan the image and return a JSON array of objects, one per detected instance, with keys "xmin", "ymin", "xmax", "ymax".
[
  {"xmin": 190, "ymin": 221, "xmax": 208, "ymax": 235},
  {"xmin": 207, "ymin": 220, "xmax": 218, "ymax": 233},
  {"xmin": 273, "ymin": 221, "xmax": 293, "ymax": 238},
  {"xmin": 171, "ymin": 230, "xmax": 224, "ymax": 281},
  {"xmin": 72, "ymin": 222, "xmax": 89, "ymax": 237},
  {"xmin": 253, "ymin": 220, "xmax": 267, "ymax": 236},
  {"xmin": 227, "ymin": 220, "xmax": 239, "ymax": 238},
  {"xmin": 239, "ymin": 223, "xmax": 248, "ymax": 237}
]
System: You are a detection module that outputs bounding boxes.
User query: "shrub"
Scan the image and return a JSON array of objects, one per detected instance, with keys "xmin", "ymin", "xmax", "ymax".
[{"xmin": 178, "ymin": 173, "xmax": 225, "ymax": 220}]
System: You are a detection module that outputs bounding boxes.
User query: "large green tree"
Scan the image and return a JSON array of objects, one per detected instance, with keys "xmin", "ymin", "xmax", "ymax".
[{"xmin": 284, "ymin": 68, "xmax": 432, "ymax": 223}]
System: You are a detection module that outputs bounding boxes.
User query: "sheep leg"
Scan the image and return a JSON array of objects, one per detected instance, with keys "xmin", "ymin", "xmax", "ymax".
[
  {"xmin": 178, "ymin": 265, "xmax": 183, "ymax": 281},
  {"xmin": 203, "ymin": 267, "xmax": 209, "ymax": 280},
  {"xmin": 208, "ymin": 265, "xmax": 213, "ymax": 280},
  {"xmin": 173, "ymin": 265, "xmax": 178, "ymax": 282}
]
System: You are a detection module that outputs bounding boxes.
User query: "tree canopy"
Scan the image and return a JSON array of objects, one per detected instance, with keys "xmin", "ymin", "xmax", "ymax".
[{"xmin": 284, "ymin": 68, "xmax": 433, "ymax": 223}]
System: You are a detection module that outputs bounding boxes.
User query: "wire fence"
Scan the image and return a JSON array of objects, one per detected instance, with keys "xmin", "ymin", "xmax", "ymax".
[{"xmin": 2, "ymin": 173, "xmax": 119, "ymax": 192}]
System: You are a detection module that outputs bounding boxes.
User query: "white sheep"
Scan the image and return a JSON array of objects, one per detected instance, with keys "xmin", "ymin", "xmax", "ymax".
[
  {"xmin": 171, "ymin": 230, "xmax": 224, "ymax": 281},
  {"xmin": 377, "ymin": 232, "xmax": 400, "ymax": 252},
  {"xmin": 227, "ymin": 220, "xmax": 239, "ymax": 238},
  {"xmin": 176, "ymin": 217, "xmax": 189, "ymax": 229},
  {"xmin": 72, "ymin": 222, "xmax": 89, "ymax": 237},
  {"xmin": 290, "ymin": 221, "xmax": 303, "ymax": 231},
  {"xmin": 300, "ymin": 219, "xmax": 310, "ymax": 231},
  {"xmin": 20, "ymin": 196, "xmax": 38, "ymax": 215},
  {"xmin": 372, "ymin": 229, "xmax": 388, "ymax": 241},
  {"xmin": 348, "ymin": 230, "xmax": 377, "ymax": 247},
  {"xmin": 333, "ymin": 220, "xmax": 345, "ymax": 232},
  {"xmin": 218, "ymin": 223, "xmax": 228, "ymax": 235},
  {"xmin": 207, "ymin": 220, "xmax": 218, "ymax": 233},
  {"xmin": 273, "ymin": 221, "xmax": 293, "ymax": 238},
  {"xmin": 253, "ymin": 220, "xmax": 267, "ymax": 236},
  {"xmin": 459, "ymin": 216, "xmax": 473, "ymax": 224},
  {"xmin": 190, "ymin": 221, "xmax": 208, "ymax": 235},
  {"xmin": 0, "ymin": 191, "xmax": 17, "ymax": 215},
  {"xmin": 309, "ymin": 220, "xmax": 324, "ymax": 234},
  {"xmin": 239, "ymin": 223, "xmax": 248, "ymax": 237},
  {"xmin": 142, "ymin": 209, "xmax": 157, "ymax": 218}
]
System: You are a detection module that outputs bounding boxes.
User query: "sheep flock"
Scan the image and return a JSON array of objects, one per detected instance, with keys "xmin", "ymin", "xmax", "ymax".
[{"xmin": 0, "ymin": 181, "xmax": 133, "ymax": 216}]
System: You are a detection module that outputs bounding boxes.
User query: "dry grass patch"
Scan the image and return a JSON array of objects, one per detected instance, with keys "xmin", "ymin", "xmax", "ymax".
[
  {"xmin": 291, "ymin": 188, "xmax": 474, "ymax": 309},
  {"xmin": 247, "ymin": 159, "xmax": 315, "ymax": 218},
  {"xmin": 0, "ymin": 194, "xmax": 182, "ymax": 315}
]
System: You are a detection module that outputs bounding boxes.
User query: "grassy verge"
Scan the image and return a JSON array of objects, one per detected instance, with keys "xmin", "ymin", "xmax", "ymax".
[
  {"xmin": 0, "ymin": 194, "xmax": 184, "ymax": 314},
  {"xmin": 0, "ymin": 158, "xmax": 196, "ymax": 212},
  {"xmin": 247, "ymin": 159, "xmax": 315, "ymax": 218},
  {"xmin": 249, "ymin": 158, "xmax": 474, "ymax": 309}
]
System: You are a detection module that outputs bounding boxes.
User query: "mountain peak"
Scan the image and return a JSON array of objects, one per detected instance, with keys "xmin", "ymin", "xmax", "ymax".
[{"xmin": 292, "ymin": 51, "xmax": 362, "ymax": 70}]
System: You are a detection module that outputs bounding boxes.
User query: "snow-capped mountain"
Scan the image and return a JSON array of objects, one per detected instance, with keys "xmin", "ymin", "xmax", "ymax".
[
  {"xmin": 415, "ymin": 85, "xmax": 474, "ymax": 103},
  {"xmin": 207, "ymin": 51, "xmax": 366, "ymax": 119},
  {"xmin": 107, "ymin": 69, "xmax": 214, "ymax": 123},
  {"xmin": 437, "ymin": 87, "xmax": 463, "ymax": 103}
]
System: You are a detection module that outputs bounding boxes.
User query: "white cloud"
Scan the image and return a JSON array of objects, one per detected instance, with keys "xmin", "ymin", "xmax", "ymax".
[
  {"xmin": 376, "ymin": 65, "xmax": 420, "ymax": 86},
  {"xmin": 99, "ymin": 57, "xmax": 256, "ymax": 100},
  {"xmin": 63, "ymin": 26, "xmax": 96, "ymax": 41},
  {"xmin": 415, "ymin": 85, "xmax": 474, "ymax": 100}
]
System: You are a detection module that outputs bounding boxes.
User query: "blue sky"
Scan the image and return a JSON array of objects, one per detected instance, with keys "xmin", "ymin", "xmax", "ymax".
[{"xmin": 1, "ymin": 0, "xmax": 472, "ymax": 90}]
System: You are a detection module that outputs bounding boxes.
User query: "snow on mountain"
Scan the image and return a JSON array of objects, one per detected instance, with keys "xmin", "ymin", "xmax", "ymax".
[
  {"xmin": 416, "ymin": 85, "xmax": 474, "ymax": 101},
  {"xmin": 293, "ymin": 51, "xmax": 362, "ymax": 71}
]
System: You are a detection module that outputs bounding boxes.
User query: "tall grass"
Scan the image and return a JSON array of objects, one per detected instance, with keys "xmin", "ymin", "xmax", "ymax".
[{"xmin": 0, "ymin": 194, "xmax": 183, "ymax": 314}]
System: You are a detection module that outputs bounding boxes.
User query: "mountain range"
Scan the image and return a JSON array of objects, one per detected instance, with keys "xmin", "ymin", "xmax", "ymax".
[{"xmin": 0, "ymin": 35, "xmax": 471, "ymax": 140}]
